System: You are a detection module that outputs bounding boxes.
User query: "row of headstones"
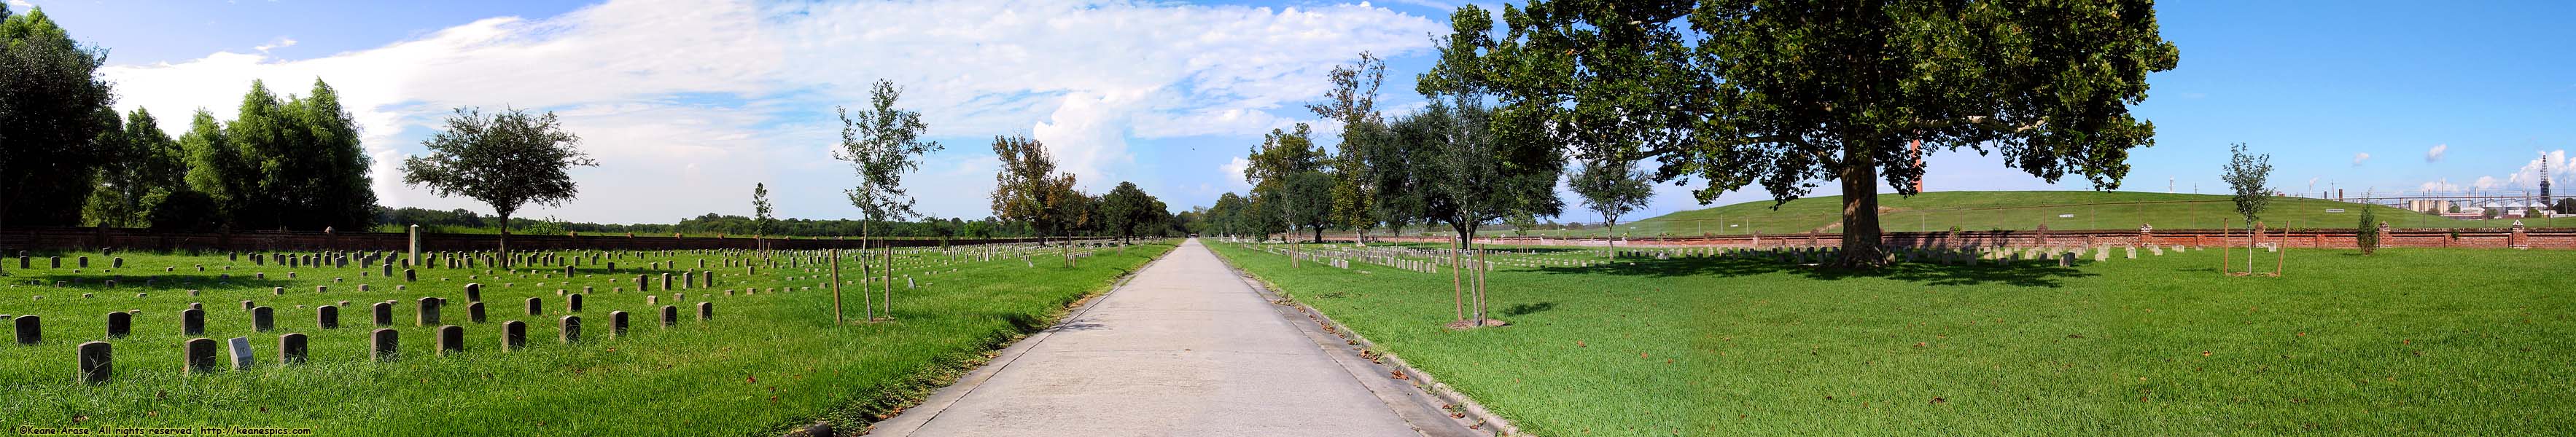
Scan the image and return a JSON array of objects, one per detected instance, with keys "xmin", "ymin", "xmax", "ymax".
[
  {"xmin": 64, "ymin": 303, "xmax": 715, "ymax": 384},
  {"xmin": 8, "ymin": 283, "xmax": 744, "ymax": 345}
]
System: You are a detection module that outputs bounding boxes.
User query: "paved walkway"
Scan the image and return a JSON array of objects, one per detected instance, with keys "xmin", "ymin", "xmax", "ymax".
[{"xmin": 868, "ymin": 239, "xmax": 1461, "ymax": 437}]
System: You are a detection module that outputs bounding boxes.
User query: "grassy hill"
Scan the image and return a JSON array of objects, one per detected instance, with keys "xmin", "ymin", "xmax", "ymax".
[{"xmin": 1522, "ymin": 191, "xmax": 2565, "ymax": 237}]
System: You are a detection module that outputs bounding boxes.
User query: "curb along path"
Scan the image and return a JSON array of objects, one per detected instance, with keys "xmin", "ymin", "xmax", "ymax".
[{"xmin": 868, "ymin": 239, "xmax": 1465, "ymax": 437}]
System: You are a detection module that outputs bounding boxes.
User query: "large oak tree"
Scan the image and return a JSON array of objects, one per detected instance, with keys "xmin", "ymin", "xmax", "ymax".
[{"xmin": 1448, "ymin": 0, "xmax": 2178, "ymax": 267}]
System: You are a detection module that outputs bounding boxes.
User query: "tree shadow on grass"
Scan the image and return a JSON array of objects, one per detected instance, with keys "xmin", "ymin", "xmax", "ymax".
[
  {"xmin": 1501, "ymin": 302, "xmax": 1556, "ymax": 316},
  {"xmin": 8, "ymin": 273, "xmax": 298, "ymax": 291},
  {"xmin": 1528, "ymin": 255, "xmax": 2098, "ymax": 288}
]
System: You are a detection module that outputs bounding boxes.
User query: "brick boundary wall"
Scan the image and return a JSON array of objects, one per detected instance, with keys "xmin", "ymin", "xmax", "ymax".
[
  {"xmin": 0, "ymin": 227, "xmax": 1087, "ymax": 253},
  {"xmin": 1351, "ymin": 224, "xmax": 2576, "ymax": 251}
]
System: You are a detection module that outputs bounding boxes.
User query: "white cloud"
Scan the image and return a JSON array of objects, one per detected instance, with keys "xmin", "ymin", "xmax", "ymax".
[
  {"xmin": 2421, "ymin": 179, "xmax": 2460, "ymax": 192},
  {"xmin": 2507, "ymin": 149, "xmax": 2568, "ymax": 189},
  {"xmin": 5, "ymin": 0, "xmax": 31, "ymax": 9},
  {"xmin": 2351, "ymin": 152, "xmax": 2370, "ymax": 165},
  {"xmin": 2474, "ymin": 176, "xmax": 2505, "ymax": 190},
  {"xmin": 253, "ymin": 37, "xmax": 297, "ymax": 52},
  {"xmin": 1218, "ymin": 157, "xmax": 1252, "ymax": 189},
  {"xmin": 98, "ymin": 0, "xmax": 1444, "ymax": 221},
  {"xmin": 2427, "ymin": 143, "xmax": 2447, "ymax": 162}
]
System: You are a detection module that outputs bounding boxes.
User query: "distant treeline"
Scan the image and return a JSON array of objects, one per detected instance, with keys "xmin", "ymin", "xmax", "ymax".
[{"xmin": 373, "ymin": 207, "xmax": 1054, "ymax": 238}]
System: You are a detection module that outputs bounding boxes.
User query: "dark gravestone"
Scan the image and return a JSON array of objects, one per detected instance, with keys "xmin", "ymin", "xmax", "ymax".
[
  {"xmin": 468, "ymin": 302, "xmax": 487, "ymax": 323},
  {"xmin": 184, "ymin": 338, "xmax": 220, "ymax": 374},
  {"xmin": 243, "ymin": 300, "xmax": 256, "ymax": 311},
  {"xmin": 382, "ymin": 262, "xmax": 393, "ymax": 277},
  {"xmin": 404, "ymin": 269, "xmax": 417, "ymax": 282},
  {"xmin": 112, "ymin": 257, "xmax": 123, "ymax": 269},
  {"xmin": 559, "ymin": 315, "xmax": 582, "ymax": 344},
  {"xmin": 78, "ymin": 341, "xmax": 112, "ymax": 383},
  {"xmin": 660, "ymin": 305, "xmax": 679, "ymax": 327},
  {"xmin": 437, "ymin": 325, "xmax": 465, "ymax": 355},
  {"xmin": 610, "ymin": 311, "xmax": 629, "ymax": 336},
  {"xmin": 373, "ymin": 302, "xmax": 394, "ymax": 326},
  {"xmin": 417, "ymin": 297, "xmax": 442, "ymax": 326},
  {"xmin": 182, "ymin": 309, "xmax": 206, "ymax": 336},
  {"xmin": 567, "ymin": 294, "xmax": 583, "ymax": 312},
  {"xmin": 279, "ymin": 333, "xmax": 308, "ymax": 364},
  {"xmin": 370, "ymin": 328, "xmax": 399, "ymax": 361},
  {"xmin": 637, "ymin": 275, "xmax": 649, "ymax": 291},
  {"xmin": 464, "ymin": 283, "xmax": 483, "ymax": 302},
  {"xmin": 661, "ymin": 273, "xmax": 673, "ymax": 291},
  {"xmin": 106, "ymin": 312, "xmax": 132, "ymax": 339},
  {"xmin": 317, "ymin": 306, "xmax": 339, "ymax": 329},
  {"xmin": 77, "ymin": 256, "xmax": 87, "ymax": 268},
  {"xmin": 526, "ymin": 297, "xmax": 542, "ymax": 316},
  {"xmin": 502, "ymin": 321, "xmax": 528, "ymax": 351},
  {"xmin": 699, "ymin": 302, "xmax": 713, "ymax": 320},
  {"xmin": 252, "ymin": 307, "xmax": 274, "ymax": 332},
  {"xmin": 51, "ymin": 256, "xmax": 61, "ymax": 268},
  {"xmin": 14, "ymin": 315, "xmax": 39, "ymax": 345},
  {"xmin": 682, "ymin": 272, "xmax": 694, "ymax": 289}
]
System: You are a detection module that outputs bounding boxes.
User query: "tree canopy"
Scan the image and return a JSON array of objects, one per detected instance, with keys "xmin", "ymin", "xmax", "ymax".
[
  {"xmin": 0, "ymin": 6, "xmax": 117, "ymax": 227},
  {"xmin": 401, "ymin": 107, "xmax": 596, "ymax": 266},
  {"xmin": 1444, "ymin": 0, "xmax": 2179, "ymax": 267},
  {"xmin": 989, "ymin": 135, "xmax": 1079, "ymax": 243}
]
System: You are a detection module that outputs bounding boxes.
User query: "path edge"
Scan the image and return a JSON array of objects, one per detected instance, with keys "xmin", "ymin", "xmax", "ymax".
[{"xmin": 1205, "ymin": 241, "xmax": 1525, "ymax": 437}]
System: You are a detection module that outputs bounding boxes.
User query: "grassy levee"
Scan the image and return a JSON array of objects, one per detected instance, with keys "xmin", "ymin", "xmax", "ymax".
[
  {"xmin": 1514, "ymin": 191, "xmax": 2563, "ymax": 237},
  {"xmin": 0, "ymin": 241, "xmax": 1173, "ymax": 436},
  {"xmin": 1210, "ymin": 240, "xmax": 2576, "ymax": 436}
]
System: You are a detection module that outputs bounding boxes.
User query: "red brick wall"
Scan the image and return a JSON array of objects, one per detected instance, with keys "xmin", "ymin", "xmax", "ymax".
[
  {"xmin": 1, "ymin": 227, "xmax": 1070, "ymax": 253},
  {"xmin": 1361, "ymin": 228, "xmax": 2576, "ymax": 251}
]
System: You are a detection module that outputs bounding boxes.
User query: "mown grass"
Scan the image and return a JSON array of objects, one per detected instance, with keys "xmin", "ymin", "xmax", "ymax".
[
  {"xmin": 1210, "ymin": 241, "xmax": 2576, "ymax": 436},
  {"xmin": 1509, "ymin": 191, "xmax": 2566, "ymax": 237},
  {"xmin": 0, "ymin": 242, "xmax": 1172, "ymax": 436}
]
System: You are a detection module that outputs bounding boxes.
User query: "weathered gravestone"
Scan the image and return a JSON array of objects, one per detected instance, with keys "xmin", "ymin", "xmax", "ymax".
[
  {"xmin": 278, "ymin": 333, "xmax": 307, "ymax": 365},
  {"xmin": 610, "ymin": 311, "xmax": 629, "ymax": 336},
  {"xmin": 502, "ymin": 321, "xmax": 528, "ymax": 351},
  {"xmin": 182, "ymin": 309, "xmax": 205, "ymax": 336},
  {"xmin": 699, "ymin": 302, "xmax": 713, "ymax": 320},
  {"xmin": 660, "ymin": 305, "xmax": 679, "ymax": 327},
  {"xmin": 227, "ymin": 336, "xmax": 256, "ymax": 370},
  {"xmin": 468, "ymin": 302, "xmax": 487, "ymax": 323},
  {"xmin": 559, "ymin": 316, "xmax": 582, "ymax": 343},
  {"xmin": 465, "ymin": 283, "xmax": 483, "ymax": 302},
  {"xmin": 526, "ymin": 297, "xmax": 543, "ymax": 316},
  {"xmin": 418, "ymin": 297, "xmax": 442, "ymax": 326},
  {"xmin": 78, "ymin": 341, "xmax": 112, "ymax": 383},
  {"xmin": 372, "ymin": 302, "xmax": 394, "ymax": 326},
  {"xmin": 317, "ymin": 306, "xmax": 339, "ymax": 329},
  {"xmin": 106, "ymin": 312, "xmax": 131, "ymax": 339},
  {"xmin": 184, "ymin": 338, "xmax": 220, "ymax": 374},
  {"xmin": 14, "ymin": 315, "xmax": 39, "ymax": 345},
  {"xmin": 567, "ymin": 294, "xmax": 583, "ymax": 312},
  {"xmin": 252, "ymin": 307, "xmax": 274, "ymax": 332},
  {"xmin": 437, "ymin": 325, "xmax": 465, "ymax": 355},
  {"xmin": 370, "ymin": 328, "xmax": 399, "ymax": 361}
]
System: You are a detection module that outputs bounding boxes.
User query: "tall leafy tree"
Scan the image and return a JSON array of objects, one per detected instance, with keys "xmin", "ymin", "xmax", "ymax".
[
  {"xmin": 1245, "ymin": 125, "xmax": 1335, "ymax": 242},
  {"xmin": 0, "ymin": 6, "xmax": 117, "ymax": 229},
  {"xmin": 989, "ymin": 135, "xmax": 1078, "ymax": 245},
  {"xmin": 400, "ymin": 107, "xmax": 597, "ymax": 268},
  {"xmin": 1100, "ymin": 181, "xmax": 1160, "ymax": 243},
  {"xmin": 1393, "ymin": 99, "xmax": 1563, "ymax": 327},
  {"xmin": 1310, "ymin": 52, "xmax": 1389, "ymax": 244},
  {"xmin": 751, "ymin": 183, "xmax": 775, "ymax": 236},
  {"xmin": 209, "ymin": 79, "xmax": 376, "ymax": 231},
  {"xmin": 1446, "ymin": 0, "xmax": 2179, "ymax": 267},
  {"xmin": 2221, "ymin": 143, "xmax": 2272, "ymax": 226},
  {"xmin": 84, "ymin": 108, "xmax": 187, "ymax": 227},
  {"xmin": 1569, "ymin": 154, "xmax": 1654, "ymax": 257}
]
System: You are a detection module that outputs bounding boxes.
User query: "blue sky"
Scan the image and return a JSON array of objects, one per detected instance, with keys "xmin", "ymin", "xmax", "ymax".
[{"xmin": 21, "ymin": 0, "xmax": 2574, "ymax": 224}]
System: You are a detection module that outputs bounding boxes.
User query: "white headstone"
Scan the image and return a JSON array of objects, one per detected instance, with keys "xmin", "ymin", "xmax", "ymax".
[{"xmin": 227, "ymin": 336, "xmax": 257, "ymax": 370}]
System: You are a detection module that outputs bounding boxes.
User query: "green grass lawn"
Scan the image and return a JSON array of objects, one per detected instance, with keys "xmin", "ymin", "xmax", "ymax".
[
  {"xmin": 1508, "ymin": 191, "xmax": 2567, "ymax": 237},
  {"xmin": 1210, "ymin": 241, "xmax": 2576, "ymax": 436},
  {"xmin": 0, "ymin": 242, "xmax": 1172, "ymax": 436}
]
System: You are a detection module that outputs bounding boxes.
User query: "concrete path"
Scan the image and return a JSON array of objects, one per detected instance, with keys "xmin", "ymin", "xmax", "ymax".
[{"xmin": 868, "ymin": 239, "xmax": 1467, "ymax": 437}]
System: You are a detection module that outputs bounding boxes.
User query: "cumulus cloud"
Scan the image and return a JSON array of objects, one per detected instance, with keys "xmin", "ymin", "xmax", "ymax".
[
  {"xmin": 2474, "ymin": 176, "xmax": 2505, "ymax": 190},
  {"xmin": 253, "ymin": 37, "xmax": 297, "ymax": 53},
  {"xmin": 98, "ymin": 0, "xmax": 1443, "ymax": 221},
  {"xmin": 5, "ymin": 0, "xmax": 31, "ymax": 9},
  {"xmin": 2507, "ymin": 149, "xmax": 2569, "ymax": 189},
  {"xmin": 1218, "ymin": 157, "xmax": 1252, "ymax": 189},
  {"xmin": 2427, "ymin": 143, "xmax": 2447, "ymax": 162},
  {"xmin": 2421, "ymin": 179, "xmax": 2460, "ymax": 192},
  {"xmin": 2352, "ymin": 152, "xmax": 2370, "ymax": 165}
]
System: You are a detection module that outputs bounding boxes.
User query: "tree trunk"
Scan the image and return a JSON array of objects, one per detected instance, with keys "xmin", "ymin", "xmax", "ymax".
[
  {"xmin": 498, "ymin": 210, "xmax": 511, "ymax": 269},
  {"xmin": 861, "ymin": 219, "xmax": 873, "ymax": 321},
  {"xmin": 1837, "ymin": 146, "xmax": 1889, "ymax": 268}
]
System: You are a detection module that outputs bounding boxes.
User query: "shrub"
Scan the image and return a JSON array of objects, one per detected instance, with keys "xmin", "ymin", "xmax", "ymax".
[{"xmin": 2354, "ymin": 206, "xmax": 2380, "ymax": 255}]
